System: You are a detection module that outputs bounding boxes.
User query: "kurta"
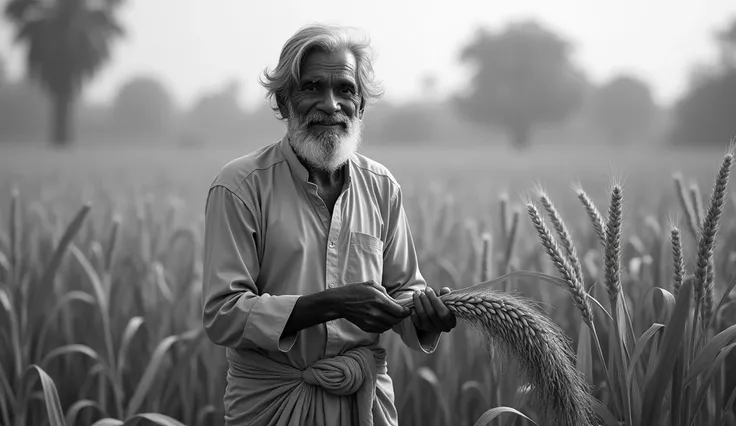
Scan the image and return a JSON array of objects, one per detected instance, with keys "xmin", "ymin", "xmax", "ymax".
[{"xmin": 201, "ymin": 137, "xmax": 441, "ymax": 426}]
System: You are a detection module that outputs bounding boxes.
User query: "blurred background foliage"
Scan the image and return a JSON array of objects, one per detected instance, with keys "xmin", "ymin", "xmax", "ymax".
[{"xmin": 0, "ymin": 0, "xmax": 734, "ymax": 151}]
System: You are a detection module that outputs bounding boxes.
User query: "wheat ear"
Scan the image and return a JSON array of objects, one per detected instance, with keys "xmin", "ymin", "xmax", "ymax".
[
  {"xmin": 671, "ymin": 226, "xmax": 685, "ymax": 297},
  {"xmin": 604, "ymin": 185, "xmax": 623, "ymax": 304},
  {"xmin": 526, "ymin": 202, "xmax": 593, "ymax": 326},
  {"xmin": 402, "ymin": 288, "xmax": 596, "ymax": 425},
  {"xmin": 538, "ymin": 191, "xmax": 585, "ymax": 285},
  {"xmin": 574, "ymin": 185, "xmax": 606, "ymax": 247},
  {"xmin": 695, "ymin": 150, "xmax": 733, "ymax": 326}
]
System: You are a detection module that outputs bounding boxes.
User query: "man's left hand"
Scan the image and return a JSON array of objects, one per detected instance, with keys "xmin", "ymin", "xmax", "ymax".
[{"xmin": 411, "ymin": 287, "xmax": 456, "ymax": 333}]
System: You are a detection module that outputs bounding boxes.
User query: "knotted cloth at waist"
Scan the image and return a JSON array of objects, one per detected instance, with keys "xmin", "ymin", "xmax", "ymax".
[{"xmin": 227, "ymin": 346, "xmax": 388, "ymax": 426}]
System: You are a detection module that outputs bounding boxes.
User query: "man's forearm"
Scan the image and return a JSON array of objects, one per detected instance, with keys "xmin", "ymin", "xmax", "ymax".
[{"xmin": 282, "ymin": 290, "xmax": 342, "ymax": 337}]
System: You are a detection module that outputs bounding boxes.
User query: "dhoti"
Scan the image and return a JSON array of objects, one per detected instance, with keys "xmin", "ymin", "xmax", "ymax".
[{"xmin": 223, "ymin": 346, "xmax": 399, "ymax": 426}]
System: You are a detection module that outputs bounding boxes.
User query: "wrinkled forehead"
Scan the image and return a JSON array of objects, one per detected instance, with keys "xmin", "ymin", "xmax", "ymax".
[{"xmin": 298, "ymin": 48, "xmax": 358, "ymax": 84}]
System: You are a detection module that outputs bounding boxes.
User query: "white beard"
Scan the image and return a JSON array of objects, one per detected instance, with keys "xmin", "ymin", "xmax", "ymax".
[{"xmin": 287, "ymin": 104, "xmax": 363, "ymax": 172}]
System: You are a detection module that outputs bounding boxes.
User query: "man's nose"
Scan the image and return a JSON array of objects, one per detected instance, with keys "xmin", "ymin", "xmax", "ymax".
[{"xmin": 317, "ymin": 90, "xmax": 341, "ymax": 115}]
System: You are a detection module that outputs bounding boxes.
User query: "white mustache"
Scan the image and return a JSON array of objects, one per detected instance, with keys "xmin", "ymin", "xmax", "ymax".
[{"xmin": 303, "ymin": 114, "xmax": 349, "ymax": 127}]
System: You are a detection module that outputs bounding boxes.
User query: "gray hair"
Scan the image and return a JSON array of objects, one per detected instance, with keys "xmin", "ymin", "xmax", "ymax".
[{"xmin": 259, "ymin": 24, "xmax": 384, "ymax": 119}]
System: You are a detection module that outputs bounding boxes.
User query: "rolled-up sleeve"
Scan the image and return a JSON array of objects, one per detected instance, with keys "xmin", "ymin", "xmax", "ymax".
[
  {"xmin": 381, "ymin": 186, "xmax": 442, "ymax": 354},
  {"xmin": 202, "ymin": 184, "xmax": 300, "ymax": 352}
]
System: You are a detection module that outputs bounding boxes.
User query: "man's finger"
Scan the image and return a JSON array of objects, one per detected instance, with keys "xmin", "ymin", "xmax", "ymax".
[
  {"xmin": 413, "ymin": 291, "xmax": 431, "ymax": 331},
  {"xmin": 381, "ymin": 294, "xmax": 410, "ymax": 317},
  {"xmin": 370, "ymin": 284, "xmax": 409, "ymax": 317},
  {"xmin": 426, "ymin": 288, "xmax": 455, "ymax": 329},
  {"xmin": 419, "ymin": 290, "xmax": 447, "ymax": 332}
]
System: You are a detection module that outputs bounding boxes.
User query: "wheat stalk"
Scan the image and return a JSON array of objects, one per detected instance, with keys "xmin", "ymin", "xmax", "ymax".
[
  {"xmin": 480, "ymin": 232, "xmax": 492, "ymax": 281},
  {"xmin": 503, "ymin": 208, "xmax": 520, "ymax": 271},
  {"xmin": 694, "ymin": 150, "xmax": 733, "ymax": 327},
  {"xmin": 499, "ymin": 192, "xmax": 509, "ymax": 239},
  {"xmin": 538, "ymin": 191, "xmax": 585, "ymax": 285},
  {"xmin": 673, "ymin": 173, "xmax": 700, "ymax": 240},
  {"xmin": 604, "ymin": 185, "xmax": 623, "ymax": 304},
  {"xmin": 526, "ymin": 202, "xmax": 593, "ymax": 326},
  {"xmin": 402, "ymin": 289, "xmax": 596, "ymax": 425},
  {"xmin": 573, "ymin": 185, "xmax": 606, "ymax": 247},
  {"xmin": 689, "ymin": 183, "xmax": 705, "ymax": 231},
  {"xmin": 671, "ymin": 226, "xmax": 685, "ymax": 297}
]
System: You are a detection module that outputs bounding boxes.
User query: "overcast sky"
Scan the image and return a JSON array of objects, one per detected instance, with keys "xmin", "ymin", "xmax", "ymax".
[{"xmin": 1, "ymin": 0, "xmax": 734, "ymax": 110}]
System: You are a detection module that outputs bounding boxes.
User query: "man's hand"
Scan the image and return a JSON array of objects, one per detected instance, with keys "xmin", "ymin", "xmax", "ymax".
[
  {"xmin": 334, "ymin": 281, "xmax": 411, "ymax": 334},
  {"xmin": 411, "ymin": 287, "xmax": 456, "ymax": 333}
]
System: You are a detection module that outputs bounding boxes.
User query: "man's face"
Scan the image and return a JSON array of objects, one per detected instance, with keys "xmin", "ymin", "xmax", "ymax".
[{"xmin": 284, "ymin": 48, "xmax": 364, "ymax": 173}]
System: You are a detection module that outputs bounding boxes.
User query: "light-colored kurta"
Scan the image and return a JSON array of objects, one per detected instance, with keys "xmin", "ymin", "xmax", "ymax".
[{"xmin": 202, "ymin": 137, "xmax": 441, "ymax": 426}]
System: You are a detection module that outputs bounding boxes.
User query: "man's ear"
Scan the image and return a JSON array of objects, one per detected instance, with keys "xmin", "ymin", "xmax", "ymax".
[{"xmin": 358, "ymin": 97, "xmax": 366, "ymax": 118}]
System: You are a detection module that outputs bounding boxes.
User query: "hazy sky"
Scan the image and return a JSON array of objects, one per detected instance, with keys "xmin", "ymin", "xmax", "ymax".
[{"xmin": 1, "ymin": 0, "xmax": 734, "ymax": 110}]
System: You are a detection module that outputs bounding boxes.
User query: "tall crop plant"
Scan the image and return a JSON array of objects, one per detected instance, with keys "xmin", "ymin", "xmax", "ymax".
[
  {"xmin": 520, "ymin": 142, "xmax": 736, "ymax": 425},
  {"xmin": 0, "ymin": 190, "xmax": 218, "ymax": 426},
  {"xmin": 1, "ymin": 142, "xmax": 736, "ymax": 426}
]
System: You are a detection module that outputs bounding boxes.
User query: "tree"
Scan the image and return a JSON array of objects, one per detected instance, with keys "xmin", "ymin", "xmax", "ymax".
[
  {"xmin": 668, "ymin": 19, "xmax": 736, "ymax": 147},
  {"xmin": 668, "ymin": 70, "xmax": 736, "ymax": 146},
  {"xmin": 4, "ymin": 0, "xmax": 125, "ymax": 147},
  {"xmin": 180, "ymin": 80, "xmax": 248, "ymax": 146},
  {"xmin": 589, "ymin": 75, "xmax": 657, "ymax": 145},
  {"xmin": 111, "ymin": 75, "xmax": 177, "ymax": 140},
  {"xmin": 454, "ymin": 20, "xmax": 587, "ymax": 150}
]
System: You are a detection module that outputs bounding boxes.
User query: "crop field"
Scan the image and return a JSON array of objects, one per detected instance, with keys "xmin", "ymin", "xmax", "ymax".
[{"xmin": 1, "ymin": 141, "xmax": 735, "ymax": 426}]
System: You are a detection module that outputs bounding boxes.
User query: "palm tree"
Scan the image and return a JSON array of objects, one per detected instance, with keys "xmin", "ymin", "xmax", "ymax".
[{"xmin": 4, "ymin": 0, "xmax": 125, "ymax": 147}]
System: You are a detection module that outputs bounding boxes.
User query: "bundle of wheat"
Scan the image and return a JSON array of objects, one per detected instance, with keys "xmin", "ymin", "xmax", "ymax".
[{"xmin": 399, "ymin": 283, "xmax": 597, "ymax": 426}]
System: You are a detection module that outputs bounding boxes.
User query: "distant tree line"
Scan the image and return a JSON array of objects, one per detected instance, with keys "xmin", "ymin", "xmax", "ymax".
[
  {"xmin": 0, "ymin": 58, "xmax": 672, "ymax": 150},
  {"xmin": 0, "ymin": 70, "xmax": 290, "ymax": 149},
  {"xmin": 1, "ymin": 0, "xmax": 734, "ymax": 150},
  {"xmin": 667, "ymin": 19, "xmax": 736, "ymax": 146}
]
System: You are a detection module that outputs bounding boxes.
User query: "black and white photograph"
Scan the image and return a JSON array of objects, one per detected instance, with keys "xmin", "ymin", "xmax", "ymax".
[{"xmin": 1, "ymin": 1, "xmax": 735, "ymax": 425}]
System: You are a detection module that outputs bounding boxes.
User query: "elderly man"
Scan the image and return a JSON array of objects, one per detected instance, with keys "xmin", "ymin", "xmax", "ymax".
[{"xmin": 201, "ymin": 23, "xmax": 456, "ymax": 426}]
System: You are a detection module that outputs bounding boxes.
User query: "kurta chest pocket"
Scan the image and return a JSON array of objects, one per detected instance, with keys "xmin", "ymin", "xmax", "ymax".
[{"xmin": 345, "ymin": 231, "xmax": 384, "ymax": 284}]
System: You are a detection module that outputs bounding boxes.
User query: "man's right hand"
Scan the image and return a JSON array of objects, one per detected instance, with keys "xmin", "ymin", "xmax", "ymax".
[{"xmin": 332, "ymin": 281, "xmax": 411, "ymax": 333}]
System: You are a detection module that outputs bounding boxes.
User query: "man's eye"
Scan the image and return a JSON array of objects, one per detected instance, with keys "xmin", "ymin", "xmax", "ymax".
[{"xmin": 301, "ymin": 82, "xmax": 318, "ymax": 91}]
